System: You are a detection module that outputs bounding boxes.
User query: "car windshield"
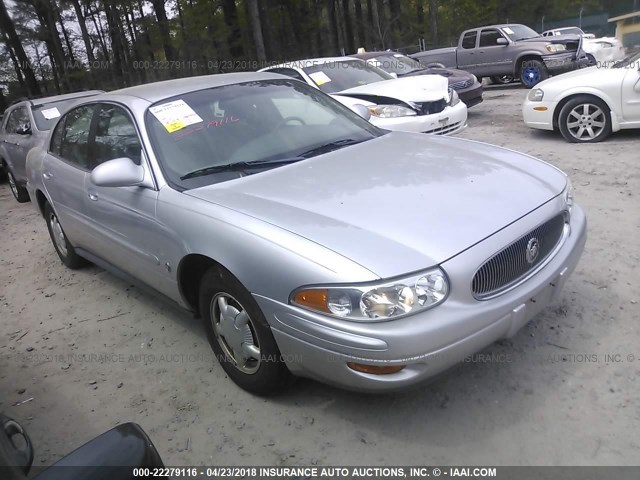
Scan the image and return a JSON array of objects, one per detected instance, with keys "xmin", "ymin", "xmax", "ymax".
[
  {"xmin": 502, "ymin": 25, "xmax": 540, "ymax": 41},
  {"xmin": 368, "ymin": 54, "xmax": 424, "ymax": 75},
  {"xmin": 302, "ymin": 60, "xmax": 393, "ymax": 93},
  {"xmin": 612, "ymin": 50, "xmax": 640, "ymax": 69},
  {"xmin": 145, "ymin": 79, "xmax": 382, "ymax": 190},
  {"xmin": 31, "ymin": 98, "xmax": 88, "ymax": 131},
  {"xmin": 556, "ymin": 28, "xmax": 584, "ymax": 36}
]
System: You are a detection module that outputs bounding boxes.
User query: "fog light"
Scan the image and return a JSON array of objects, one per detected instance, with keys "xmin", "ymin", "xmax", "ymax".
[{"xmin": 347, "ymin": 362, "xmax": 406, "ymax": 375}]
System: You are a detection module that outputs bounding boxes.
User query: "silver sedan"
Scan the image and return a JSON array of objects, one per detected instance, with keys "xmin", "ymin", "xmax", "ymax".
[{"xmin": 25, "ymin": 72, "xmax": 586, "ymax": 394}]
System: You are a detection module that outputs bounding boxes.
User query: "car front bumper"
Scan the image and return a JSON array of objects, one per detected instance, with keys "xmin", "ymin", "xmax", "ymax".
[
  {"xmin": 255, "ymin": 200, "xmax": 586, "ymax": 392},
  {"xmin": 522, "ymin": 99, "xmax": 557, "ymax": 131},
  {"xmin": 542, "ymin": 52, "xmax": 591, "ymax": 74},
  {"xmin": 370, "ymin": 101, "xmax": 467, "ymax": 135},
  {"xmin": 457, "ymin": 82, "xmax": 483, "ymax": 108}
]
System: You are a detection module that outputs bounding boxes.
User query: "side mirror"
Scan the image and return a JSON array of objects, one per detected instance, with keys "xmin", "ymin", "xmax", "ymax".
[
  {"xmin": 16, "ymin": 123, "xmax": 31, "ymax": 135},
  {"xmin": 496, "ymin": 38, "xmax": 509, "ymax": 46},
  {"xmin": 351, "ymin": 104, "xmax": 372, "ymax": 121},
  {"xmin": 91, "ymin": 157, "xmax": 145, "ymax": 187}
]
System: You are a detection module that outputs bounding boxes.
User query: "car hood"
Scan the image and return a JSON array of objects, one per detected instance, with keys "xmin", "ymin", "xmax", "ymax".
[
  {"xmin": 536, "ymin": 64, "xmax": 623, "ymax": 88},
  {"xmin": 186, "ymin": 133, "xmax": 567, "ymax": 278},
  {"xmin": 338, "ymin": 75, "xmax": 449, "ymax": 103}
]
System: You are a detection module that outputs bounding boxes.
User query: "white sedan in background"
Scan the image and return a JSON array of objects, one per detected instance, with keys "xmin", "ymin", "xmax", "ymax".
[
  {"xmin": 523, "ymin": 51, "xmax": 640, "ymax": 142},
  {"xmin": 260, "ymin": 57, "xmax": 467, "ymax": 135},
  {"xmin": 542, "ymin": 27, "xmax": 626, "ymax": 65}
]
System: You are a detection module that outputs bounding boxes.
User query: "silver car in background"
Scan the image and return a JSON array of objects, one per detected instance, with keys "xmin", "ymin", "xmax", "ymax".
[
  {"xmin": 0, "ymin": 91, "xmax": 103, "ymax": 202},
  {"xmin": 26, "ymin": 73, "xmax": 586, "ymax": 395}
]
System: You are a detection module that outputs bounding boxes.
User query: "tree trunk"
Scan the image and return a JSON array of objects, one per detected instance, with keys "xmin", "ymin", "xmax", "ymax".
[
  {"xmin": 326, "ymin": 0, "xmax": 339, "ymax": 54},
  {"xmin": 71, "ymin": 0, "xmax": 96, "ymax": 64},
  {"xmin": 258, "ymin": 0, "xmax": 277, "ymax": 59},
  {"xmin": 416, "ymin": 0, "xmax": 424, "ymax": 39},
  {"xmin": 353, "ymin": 0, "xmax": 365, "ymax": 50},
  {"xmin": 246, "ymin": 0, "xmax": 266, "ymax": 62},
  {"xmin": 54, "ymin": 3, "xmax": 76, "ymax": 62},
  {"xmin": 429, "ymin": 0, "xmax": 438, "ymax": 45},
  {"xmin": 388, "ymin": 0, "xmax": 401, "ymax": 47},
  {"xmin": 0, "ymin": 0, "xmax": 41, "ymax": 95},
  {"xmin": 341, "ymin": 0, "xmax": 355, "ymax": 54},
  {"xmin": 149, "ymin": 0, "xmax": 177, "ymax": 65},
  {"xmin": 221, "ymin": 0, "xmax": 244, "ymax": 58}
]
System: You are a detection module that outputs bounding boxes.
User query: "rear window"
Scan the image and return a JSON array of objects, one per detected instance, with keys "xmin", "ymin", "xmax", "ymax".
[{"xmin": 31, "ymin": 97, "xmax": 93, "ymax": 131}]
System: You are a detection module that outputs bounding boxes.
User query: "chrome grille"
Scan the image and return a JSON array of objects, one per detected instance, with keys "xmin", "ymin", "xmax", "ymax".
[
  {"xmin": 450, "ymin": 78, "xmax": 473, "ymax": 90},
  {"xmin": 472, "ymin": 213, "xmax": 567, "ymax": 299}
]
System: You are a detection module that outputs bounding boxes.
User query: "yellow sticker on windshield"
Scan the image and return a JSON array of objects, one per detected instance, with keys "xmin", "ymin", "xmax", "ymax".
[{"xmin": 165, "ymin": 120, "xmax": 186, "ymax": 133}]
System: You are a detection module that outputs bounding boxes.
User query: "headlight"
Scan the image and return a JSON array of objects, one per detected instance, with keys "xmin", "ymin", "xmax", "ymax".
[
  {"xmin": 528, "ymin": 88, "xmax": 544, "ymax": 102},
  {"xmin": 291, "ymin": 268, "xmax": 449, "ymax": 321},
  {"xmin": 448, "ymin": 89, "xmax": 460, "ymax": 106},
  {"xmin": 563, "ymin": 178, "xmax": 574, "ymax": 213},
  {"xmin": 368, "ymin": 104, "xmax": 417, "ymax": 118},
  {"xmin": 546, "ymin": 44, "xmax": 567, "ymax": 53}
]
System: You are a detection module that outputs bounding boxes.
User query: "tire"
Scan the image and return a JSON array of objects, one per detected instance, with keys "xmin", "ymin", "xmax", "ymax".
[
  {"xmin": 44, "ymin": 202, "xmax": 87, "ymax": 269},
  {"xmin": 0, "ymin": 163, "xmax": 7, "ymax": 183},
  {"xmin": 558, "ymin": 95, "xmax": 612, "ymax": 143},
  {"xmin": 7, "ymin": 170, "xmax": 30, "ymax": 203},
  {"xmin": 519, "ymin": 59, "xmax": 548, "ymax": 88},
  {"xmin": 199, "ymin": 266, "xmax": 291, "ymax": 395},
  {"xmin": 490, "ymin": 75, "xmax": 514, "ymax": 85},
  {"xmin": 586, "ymin": 53, "xmax": 597, "ymax": 67}
]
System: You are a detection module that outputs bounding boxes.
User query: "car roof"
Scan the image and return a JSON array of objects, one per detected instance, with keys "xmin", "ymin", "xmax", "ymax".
[
  {"xmin": 350, "ymin": 51, "xmax": 408, "ymax": 60},
  {"xmin": 263, "ymin": 57, "xmax": 363, "ymax": 70},
  {"xmin": 8, "ymin": 90, "xmax": 104, "ymax": 110},
  {"xmin": 107, "ymin": 72, "xmax": 286, "ymax": 103}
]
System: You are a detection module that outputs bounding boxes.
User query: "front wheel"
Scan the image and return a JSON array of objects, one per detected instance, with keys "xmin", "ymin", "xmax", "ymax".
[
  {"xmin": 520, "ymin": 59, "xmax": 548, "ymax": 88},
  {"xmin": 7, "ymin": 170, "xmax": 30, "ymax": 203},
  {"xmin": 558, "ymin": 95, "xmax": 612, "ymax": 143},
  {"xmin": 199, "ymin": 267, "xmax": 291, "ymax": 395},
  {"xmin": 491, "ymin": 75, "xmax": 514, "ymax": 85},
  {"xmin": 44, "ymin": 202, "xmax": 87, "ymax": 269}
]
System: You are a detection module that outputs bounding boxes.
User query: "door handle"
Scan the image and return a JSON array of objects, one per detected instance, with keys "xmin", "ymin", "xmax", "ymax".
[
  {"xmin": 42, "ymin": 172, "xmax": 54, "ymax": 180},
  {"xmin": 88, "ymin": 192, "xmax": 99, "ymax": 201}
]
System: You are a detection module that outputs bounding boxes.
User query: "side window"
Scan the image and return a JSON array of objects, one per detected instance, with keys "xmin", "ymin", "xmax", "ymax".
[
  {"xmin": 49, "ymin": 118, "xmax": 66, "ymax": 156},
  {"xmin": 269, "ymin": 68, "xmax": 306, "ymax": 82},
  {"xmin": 5, "ymin": 107, "xmax": 29, "ymax": 133},
  {"xmin": 93, "ymin": 104, "xmax": 142, "ymax": 166},
  {"xmin": 461, "ymin": 31, "xmax": 477, "ymax": 49},
  {"xmin": 479, "ymin": 29, "xmax": 505, "ymax": 47},
  {"xmin": 59, "ymin": 105, "xmax": 96, "ymax": 169}
]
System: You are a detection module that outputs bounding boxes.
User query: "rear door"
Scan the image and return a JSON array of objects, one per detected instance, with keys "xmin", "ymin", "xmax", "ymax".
[
  {"xmin": 456, "ymin": 31, "xmax": 479, "ymax": 73},
  {"xmin": 42, "ymin": 104, "xmax": 96, "ymax": 248},
  {"xmin": 83, "ymin": 103, "xmax": 171, "ymax": 295}
]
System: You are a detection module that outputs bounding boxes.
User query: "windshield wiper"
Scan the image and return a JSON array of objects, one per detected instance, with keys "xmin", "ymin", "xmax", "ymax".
[
  {"xmin": 297, "ymin": 138, "xmax": 364, "ymax": 158},
  {"xmin": 180, "ymin": 157, "xmax": 304, "ymax": 180}
]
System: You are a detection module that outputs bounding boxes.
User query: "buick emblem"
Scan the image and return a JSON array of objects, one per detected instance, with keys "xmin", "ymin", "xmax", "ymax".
[{"xmin": 526, "ymin": 237, "xmax": 540, "ymax": 264}]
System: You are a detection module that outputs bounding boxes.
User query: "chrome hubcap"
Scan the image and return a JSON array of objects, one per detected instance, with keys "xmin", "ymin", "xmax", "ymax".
[
  {"xmin": 567, "ymin": 104, "xmax": 606, "ymax": 140},
  {"xmin": 49, "ymin": 213, "xmax": 68, "ymax": 256},
  {"xmin": 210, "ymin": 293, "xmax": 260, "ymax": 374}
]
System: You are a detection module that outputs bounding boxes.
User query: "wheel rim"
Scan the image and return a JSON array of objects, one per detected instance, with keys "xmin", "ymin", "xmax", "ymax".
[
  {"xmin": 566, "ymin": 103, "xmax": 606, "ymax": 141},
  {"xmin": 497, "ymin": 75, "xmax": 514, "ymax": 84},
  {"xmin": 49, "ymin": 212, "xmax": 68, "ymax": 256},
  {"xmin": 522, "ymin": 66, "xmax": 540, "ymax": 86},
  {"xmin": 210, "ymin": 293, "xmax": 261, "ymax": 374},
  {"xmin": 8, "ymin": 172, "xmax": 18, "ymax": 199}
]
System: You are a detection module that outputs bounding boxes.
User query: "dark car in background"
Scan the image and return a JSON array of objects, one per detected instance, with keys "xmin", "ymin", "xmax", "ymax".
[
  {"xmin": 0, "ymin": 90, "xmax": 103, "ymax": 203},
  {"xmin": 352, "ymin": 51, "xmax": 483, "ymax": 107}
]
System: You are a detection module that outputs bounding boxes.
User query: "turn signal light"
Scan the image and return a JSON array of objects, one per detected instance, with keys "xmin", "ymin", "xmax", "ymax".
[
  {"xmin": 292, "ymin": 289, "xmax": 330, "ymax": 313},
  {"xmin": 347, "ymin": 362, "xmax": 406, "ymax": 375},
  {"xmin": 533, "ymin": 106, "xmax": 548, "ymax": 111}
]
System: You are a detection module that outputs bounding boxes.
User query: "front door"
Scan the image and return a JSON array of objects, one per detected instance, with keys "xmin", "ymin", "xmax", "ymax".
[{"xmin": 621, "ymin": 67, "xmax": 640, "ymax": 125}]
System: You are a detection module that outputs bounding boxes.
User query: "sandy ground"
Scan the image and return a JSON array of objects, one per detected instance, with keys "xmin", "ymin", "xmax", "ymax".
[{"xmin": 1, "ymin": 86, "xmax": 639, "ymax": 468}]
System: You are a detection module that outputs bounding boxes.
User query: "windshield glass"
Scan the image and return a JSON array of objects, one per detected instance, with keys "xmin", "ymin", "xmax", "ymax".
[
  {"xmin": 32, "ymin": 98, "xmax": 90, "ymax": 131},
  {"xmin": 502, "ymin": 25, "xmax": 540, "ymax": 41},
  {"xmin": 612, "ymin": 50, "xmax": 640, "ymax": 69},
  {"xmin": 556, "ymin": 27, "xmax": 584, "ymax": 35},
  {"xmin": 302, "ymin": 60, "xmax": 393, "ymax": 93},
  {"xmin": 368, "ymin": 54, "xmax": 424, "ymax": 75},
  {"xmin": 145, "ymin": 79, "xmax": 382, "ymax": 190}
]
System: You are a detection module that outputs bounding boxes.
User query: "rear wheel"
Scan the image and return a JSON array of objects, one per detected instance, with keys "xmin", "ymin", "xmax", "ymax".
[
  {"xmin": 44, "ymin": 202, "xmax": 87, "ymax": 269},
  {"xmin": 199, "ymin": 267, "xmax": 291, "ymax": 395},
  {"xmin": 558, "ymin": 95, "xmax": 611, "ymax": 143},
  {"xmin": 520, "ymin": 59, "xmax": 548, "ymax": 88},
  {"xmin": 7, "ymin": 170, "xmax": 29, "ymax": 203}
]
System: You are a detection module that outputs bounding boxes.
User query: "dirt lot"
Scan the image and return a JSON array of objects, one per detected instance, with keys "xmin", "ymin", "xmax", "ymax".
[{"xmin": 1, "ymin": 86, "xmax": 639, "ymax": 467}]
